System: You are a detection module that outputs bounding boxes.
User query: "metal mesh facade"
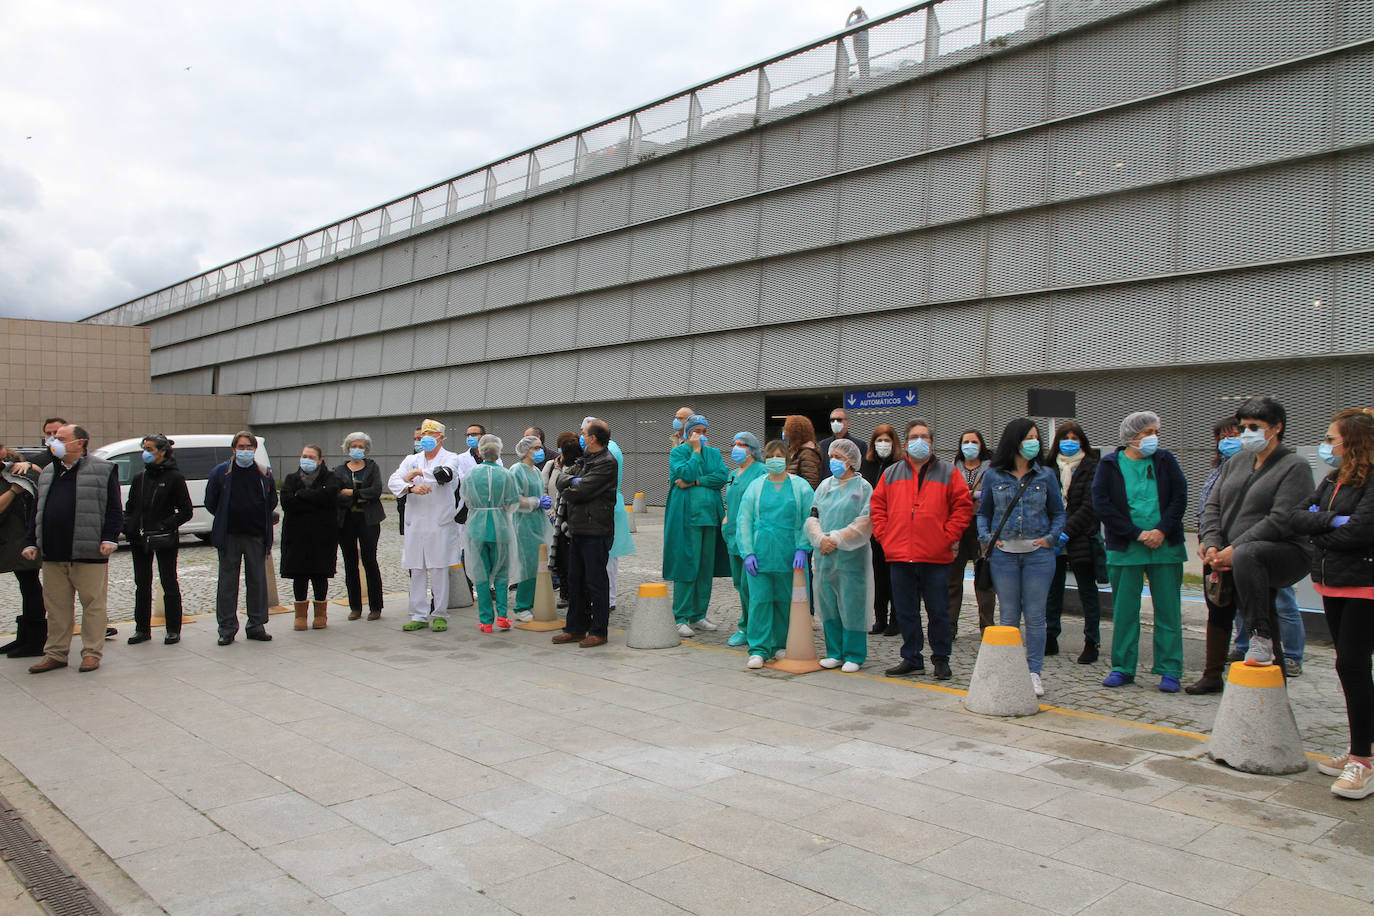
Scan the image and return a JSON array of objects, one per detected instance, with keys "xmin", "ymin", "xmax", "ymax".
[{"xmin": 103, "ymin": 0, "xmax": 1372, "ymax": 503}]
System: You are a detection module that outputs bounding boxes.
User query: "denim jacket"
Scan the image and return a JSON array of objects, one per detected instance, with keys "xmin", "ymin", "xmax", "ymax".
[{"xmin": 977, "ymin": 465, "xmax": 1065, "ymax": 545}]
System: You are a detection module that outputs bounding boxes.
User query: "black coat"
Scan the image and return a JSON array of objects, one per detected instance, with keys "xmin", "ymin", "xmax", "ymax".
[
  {"xmin": 123, "ymin": 457, "xmax": 193, "ymax": 545},
  {"xmin": 1092, "ymin": 448, "xmax": 1188, "ymax": 552},
  {"xmin": 1059, "ymin": 454, "xmax": 1100, "ymax": 567},
  {"xmin": 557, "ymin": 447, "xmax": 618, "ymax": 537},
  {"xmin": 279, "ymin": 468, "xmax": 340, "ymax": 579},
  {"xmin": 0, "ymin": 466, "xmax": 40, "ymax": 573},
  {"xmin": 1289, "ymin": 471, "xmax": 1374, "ymax": 589},
  {"xmin": 333, "ymin": 459, "xmax": 386, "ymax": 527}
]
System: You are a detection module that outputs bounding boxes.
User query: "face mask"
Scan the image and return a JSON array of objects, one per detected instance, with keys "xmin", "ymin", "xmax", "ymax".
[
  {"xmin": 1057, "ymin": 440, "xmax": 1080, "ymax": 457},
  {"xmin": 1019, "ymin": 439, "xmax": 1040, "ymax": 460},
  {"xmin": 419, "ymin": 436, "xmax": 437, "ymax": 452},
  {"xmin": 699, "ymin": 436, "xmax": 708, "ymax": 445},
  {"xmin": 960, "ymin": 442, "xmax": 980, "ymax": 461},
  {"xmin": 829, "ymin": 458, "xmax": 847, "ymax": 478},
  {"xmin": 1136, "ymin": 435, "xmax": 1159, "ymax": 457},
  {"xmin": 1218, "ymin": 437, "xmax": 1243, "ymax": 458},
  {"xmin": 49, "ymin": 439, "xmax": 67, "ymax": 460},
  {"xmin": 1318, "ymin": 442, "xmax": 1341, "ymax": 468},
  {"xmin": 299, "ymin": 458, "xmax": 318, "ymax": 473},
  {"xmin": 532, "ymin": 449, "xmax": 545, "ymax": 464},
  {"xmin": 234, "ymin": 449, "xmax": 255, "ymax": 468},
  {"xmin": 349, "ymin": 447, "xmax": 366, "ymax": 461},
  {"xmin": 579, "ymin": 435, "xmax": 586, "ymax": 448},
  {"xmin": 765, "ymin": 457, "xmax": 787, "ymax": 475},
  {"xmin": 875, "ymin": 440, "xmax": 892, "ymax": 458},
  {"xmin": 731, "ymin": 446, "xmax": 748, "ymax": 463},
  {"xmin": 907, "ymin": 439, "xmax": 931, "ymax": 461},
  {"xmin": 1239, "ymin": 427, "xmax": 1268, "ymax": 453},
  {"xmin": 672, "ymin": 418, "xmax": 683, "ymax": 430},
  {"xmin": 830, "ymin": 420, "xmax": 844, "ymax": 435},
  {"xmin": 413, "ymin": 441, "xmax": 425, "ymax": 453},
  {"xmin": 141, "ymin": 450, "xmax": 156, "ymax": 465},
  {"xmin": 466, "ymin": 436, "xmax": 479, "ymax": 449}
]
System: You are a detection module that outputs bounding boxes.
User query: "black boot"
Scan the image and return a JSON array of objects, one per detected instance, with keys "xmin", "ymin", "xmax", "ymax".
[
  {"xmin": 1076, "ymin": 641, "xmax": 1099, "ymax": 665},
  {"xmin": 1044, "ymin": 635, "xmax": 1059, "ymax": 656},
  {"xmin": 1185, "ymin": 625, "xmax": 1229, "ymax": 695}
]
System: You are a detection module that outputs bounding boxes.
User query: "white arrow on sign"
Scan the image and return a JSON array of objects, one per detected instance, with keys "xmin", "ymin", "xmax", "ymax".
[
  {"xmin": 846, "ymin": 394, "xmax": 856, "ymax": 406},
  {"xmin": 905, "ymin": 391, "xmax": 916, "ymax": 402}
]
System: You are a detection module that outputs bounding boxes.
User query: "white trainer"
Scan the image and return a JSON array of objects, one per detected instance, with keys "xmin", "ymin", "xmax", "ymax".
[
  {"xmin": 1030, "ymin": 673, "xmax": 1045, "ymax": 697},
  {"xmin": 696, "ymin": 618, "xmax": 718, "ymax": 631},
  {"xmin": 841, "ymin": 662, "xmax": 861, "ymax": 673},
  {"xmin": 676, "ymin": 623, "xmax": 694, "ymax": 637},
  {"xmin": 773, "ymin": 650, "xmax": 787, "ymax": 660},
  {"xmin": 512, "ymin": 611, "xmax": 534, "ymax": 623},
  {"xmin": 747, "ymin": 655, "xmax": 765, "ymax": 669},
  {"xmin": 819, "ymin": 658, "xmax": 841, "ymax": 669}
]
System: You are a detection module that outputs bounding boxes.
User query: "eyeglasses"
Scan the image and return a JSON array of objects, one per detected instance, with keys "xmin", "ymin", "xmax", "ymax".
[{"xmin": 1240, "ymin": 422, "xmax": 1267, "ymax": 432}]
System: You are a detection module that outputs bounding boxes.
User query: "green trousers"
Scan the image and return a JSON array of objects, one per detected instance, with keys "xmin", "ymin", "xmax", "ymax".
[
  {"xmin": 475, "ymin": 542, "xmax": 508, "ymax": 625},
  {"xmin": 816, "ymin": 567, "xmax": 867, "ymax": 665},
  {"xmin": 1107, "ymin": 562, "xmax": 1183, "ymax": 677},
  {"xmin": 514, "ymin": 577, "xmax": 536, "ymax": 613},
  {"xmin": 728, "ymin": 553, "xmax": 751, "ymax": 631},
  {"xmin": 745, "ymin": 571, "xmax": 791, "ymax": 659},
  {"xmin": 672, "ymin": 526, "xmax": 717, "ymax": 624}
]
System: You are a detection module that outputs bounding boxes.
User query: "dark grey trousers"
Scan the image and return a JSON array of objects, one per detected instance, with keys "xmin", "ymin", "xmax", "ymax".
[
  {"xmin": 1232, "ymin": 540, "xmax": 1309, "ymax": 645},
  {"xmin": 217, "ymin": 533, "xmax": 269, "ymax": 637}
]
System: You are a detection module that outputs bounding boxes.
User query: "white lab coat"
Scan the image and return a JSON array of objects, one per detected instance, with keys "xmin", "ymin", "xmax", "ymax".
[{"xmin": 389, "ymin": 447, "xmax": 464, "ymax": 569}]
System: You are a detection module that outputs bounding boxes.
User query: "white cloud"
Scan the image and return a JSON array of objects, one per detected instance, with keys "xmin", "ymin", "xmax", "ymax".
[{"xmin": 0, "ymin": 0, "xmax": 900, "ymax": 320}]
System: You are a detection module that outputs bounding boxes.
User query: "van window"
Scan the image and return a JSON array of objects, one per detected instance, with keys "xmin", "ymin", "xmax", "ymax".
[
  {"xmin": 175, "ymin": 447, "xmax": 233, "ymax": 478},
  {"xmin": 108, "ymin": 452, "xmax": 141, "ymax": 486}
]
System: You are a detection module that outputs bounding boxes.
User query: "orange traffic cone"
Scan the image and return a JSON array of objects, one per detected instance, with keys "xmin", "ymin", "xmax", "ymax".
[{"xmin": 766, "ymin": 567, "xmax": 823, "ymax": 674}]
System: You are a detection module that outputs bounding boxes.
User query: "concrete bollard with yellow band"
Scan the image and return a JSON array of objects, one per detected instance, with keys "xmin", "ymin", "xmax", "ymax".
[
  {"xmin": 518, "ymin": 543, "xmax": 564, "ymax": 632},
  {"xmin": 627, "ymin": 582, "xmax": 679, "ymax": 649},
  {"xmin": 963, "ymin": 626, "xmax": 1041, "ymax": 717},
  {"xmin": 1208, "ymin": 662, "xmax": 1307, "ymax": 775},
  {"xmin": 633, "ymin": 493, "xmax": 645, "ymax": 515},
  {"xmin": 626, "ymin": 503, "xmax": 638, "ymax": 533},
  {"xmin": 766, "ymin": 568, "xmax": 824, "ymax": 674}
]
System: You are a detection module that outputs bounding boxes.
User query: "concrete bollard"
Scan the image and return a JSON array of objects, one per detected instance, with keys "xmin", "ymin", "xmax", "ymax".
[
  {"xmin": 963, "ymin": 626, "xmax": 1041, "ymax": 717},
  {"xmin": 265, "ymin": 549, "xmax": 293, "ymax": 615},
  {"xmin": 626, "ymin": 504, "xmax": 638, "ymax": 533},
  {"xmin": 1209, "ymin": 663, "xmax": 1308, "ymax": 775},
  {"xmin": 767, "ymin": 568, "xmax": 823, "ymax": 674},
  {"xmin": 447, "ymin": 564, "xmax": 474, "ymax": 609},
  {"xmin": 627, "ymin": 583, "xmax": 680, "ymax": 649},
  {"xmin": 518, "ymin": 544, "xmax": 564, "ymax": 632},
  {"xmin": 633, "ymin": 493, "xmax": 645, "ymax": 515}
]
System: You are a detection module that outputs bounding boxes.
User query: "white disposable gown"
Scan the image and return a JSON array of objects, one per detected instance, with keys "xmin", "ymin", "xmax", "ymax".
[{"xmin": 389, "ymin": 447, "xmax": 464, "ymax": 569}]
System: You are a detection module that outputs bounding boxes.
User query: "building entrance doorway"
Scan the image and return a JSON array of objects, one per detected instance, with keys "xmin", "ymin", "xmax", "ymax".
[{"xmin": 763, "ymin": 392, "xmax": 844, "ymax": 447}]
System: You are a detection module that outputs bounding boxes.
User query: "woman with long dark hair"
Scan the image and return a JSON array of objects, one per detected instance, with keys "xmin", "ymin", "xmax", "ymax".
[
  {"xmin": 334, "ymin": 432, "xmax": 385, "ymax": 621},
  {"xmin": 1044, "ymin": 421, "xmax": 1103, "ymax": 664},
  {"xmin": 947, "ymin": 429, "xmax": 996, "ymax": 637},
  {"xmin": 861, "ymin": 423, "xmax": 899, "ymax": 635},
  {"xmin": 1289, "ymin": 408, "xmax": 1374, "ymax": 799},
  {"xmin": 977, "ymin": 418, "xmax": 1064, "ymax": 697},
  {"xmin": 123, "ymin": 434, "xmax": 193, "ymax": 645}
]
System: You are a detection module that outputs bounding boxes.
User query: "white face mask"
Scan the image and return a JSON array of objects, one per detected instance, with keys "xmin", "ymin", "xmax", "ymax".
[
  {"xmin": 49, "ymin": 439, "xmax": 67, "ymax": 460},
  {"xmin": 830, "ymin": 420, "xmax": 844, "ymax": 435},
  {"xmin": 874, "ymin": 440, "xmax": 892, "ymax": 458}
]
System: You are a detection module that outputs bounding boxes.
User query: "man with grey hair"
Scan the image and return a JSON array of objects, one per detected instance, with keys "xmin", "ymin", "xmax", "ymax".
[
  {"xmin": 670, "ymin": 406, "xmax": 695, "ymax": 448},
  {"xmin": 819, "ymin": 407, "xmax": 865, "ymax": 482},
  {"xmin": 204, "ymin": 430, "xmax": 277, "ymax": 645}
]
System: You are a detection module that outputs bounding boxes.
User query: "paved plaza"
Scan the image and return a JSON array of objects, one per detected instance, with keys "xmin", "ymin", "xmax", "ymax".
[{"xmin": 0, "ymin": 513, "xmax": 1368, "ymax": 914}]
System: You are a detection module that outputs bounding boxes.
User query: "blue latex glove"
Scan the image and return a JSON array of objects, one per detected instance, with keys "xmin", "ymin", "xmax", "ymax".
[
  {"xmin": 1058, "ymin": 532, "xmax": 1070, "ymax": 547},
  {"xmin": 793, "ymin": 549, "xmax": 808, "ymax": 570},
  {"xmin": 1332, "ymin": 515, "xmax": 1351, "ymax": 527},
  {"xmin": 539, "ymin": 495, "xmax": 552, "ymax": 510},
  {"xmin": 744, "ymin": 554, "xmax": 759, "ymax": 577},
  {"xmin": 572, "ymin": 477, "xmax": 581, "ymax": 486},
  {"xmin": 1308, "ymin": 504, "xmax": 1320, "ymax": 512}
]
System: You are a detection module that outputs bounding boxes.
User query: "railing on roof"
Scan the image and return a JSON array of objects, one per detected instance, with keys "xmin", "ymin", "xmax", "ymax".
[{"xmin": 84, "ymin": 0, "xmax": 1109, "ymax": 328}]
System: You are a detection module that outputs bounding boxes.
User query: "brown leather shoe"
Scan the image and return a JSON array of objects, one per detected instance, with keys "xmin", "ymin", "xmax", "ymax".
[
  {"xmin": 347, "ymin": 609, "xmax": 363, "ymax": 620},
  {"xmin": 578, "ymin": 635, "xmax": 608, "ymax": 648},
  {"xmin": 551, "ymin": 632, "xmax": 586, "ymax": 644},
  {"xmin": 28, "ymin": 657, "xmax": 67, "ymax": 674},
  {"xmin": 79, "ymin": 657, "xmax": 100, "ymax": 673},
  {"xmin": 367, "ymin": 610, "xmax": 381, "ymax": 620}
]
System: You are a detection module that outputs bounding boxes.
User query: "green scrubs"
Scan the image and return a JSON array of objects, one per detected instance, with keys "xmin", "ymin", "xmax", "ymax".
[
  {"xmin": 1106, "ymin": 453, "xmax": 1187, "ymax": 677},
  {"xmin": 812, "ymin": 474, "xmax": 873, "ymax": 666},
  {"xmin": 724, "ymin": 461, "xmax": 768, "ymax": 633},
  {"xmin": 462, "ymin": 462, "xmax": 519, "ymax": 626},
  {"xmin": 663, "ymin": 443, "xmax": 730, "ymax": 624},
  {"xmin": 737, "ymin": 474, "xmax": 814, "ymax": 659},
  {"xmin": 510, "ymin": 461, "xmax": 548, "ymax": 613}
]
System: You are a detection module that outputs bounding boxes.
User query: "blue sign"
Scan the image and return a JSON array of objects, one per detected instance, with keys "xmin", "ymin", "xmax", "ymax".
[{"xmin": 845, "ymin": 387, "xmax": 918, "ymax": 409}]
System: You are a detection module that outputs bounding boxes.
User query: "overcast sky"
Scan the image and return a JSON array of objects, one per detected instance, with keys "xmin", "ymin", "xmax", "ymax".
[{"xmin": 0, "ymin": 0, "xmax": 901, "ymax": 322}]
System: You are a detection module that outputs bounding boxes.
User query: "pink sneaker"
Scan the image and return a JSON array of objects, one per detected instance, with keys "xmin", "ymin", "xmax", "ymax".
[
  {"xmin": 496, "ymin": 617, "xmax": 512, "ymax": 630},
  {"xmin": 479, "ymin": 624, "xmax": 493, "ymax": 634}
]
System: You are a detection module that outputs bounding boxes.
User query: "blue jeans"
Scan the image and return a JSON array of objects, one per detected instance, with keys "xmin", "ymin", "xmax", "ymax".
[
  {"xmin": 1233, "ymin": 586, "xmax": 1304, "ymax": 663},
  {"xmin": 989, "ymin": 547, "xmax": 1056, "ymax": 674},
  {"xmin": 888, "ymin": 562, "xmax": 952, "ymax": 663}
]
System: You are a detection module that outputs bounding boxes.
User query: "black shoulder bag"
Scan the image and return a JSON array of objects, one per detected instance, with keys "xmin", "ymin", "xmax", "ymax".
[{"xmin": 974, "ymin": 473, "xmax": 1032, "ymax": 593}]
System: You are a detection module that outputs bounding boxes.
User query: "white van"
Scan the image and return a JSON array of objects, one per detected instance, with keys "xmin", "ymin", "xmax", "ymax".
[{"xmin": 93, "ymin": 434, "xmax": 272, "ymax": 540}]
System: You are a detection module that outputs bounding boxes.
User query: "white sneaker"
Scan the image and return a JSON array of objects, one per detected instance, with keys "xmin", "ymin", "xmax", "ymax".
[
  {"xmin": 1332, "ymin": 759, "xmax": 1374, "ymax": 799},
  {"xmin": 696, "ymin": 618, "xmax": 718, "ymax": 631},
  {"xmin": 676, "ymin": 623, "xmax": 694, "ymax": 637},
  {"xmin": 512, "ymin": 611, "xmax": 534, "ymax": 623},
  {"xmin": 819, "ymin": 657, "xmax": 841, "ymax": 669},
  {"xmin": 841, "ymin": 661, "xmax": 861, "ymax": 673},
  {"xmin": 773, "ymin": 650, "xmax": 787, "ymax": 660},
  {"xmin": 1030, "ymin": 673, "xmax": 1045, "ymax": 697},
  {"xmin": 747, "ymin": 655, "xmax": 764, "ymax": 669}
]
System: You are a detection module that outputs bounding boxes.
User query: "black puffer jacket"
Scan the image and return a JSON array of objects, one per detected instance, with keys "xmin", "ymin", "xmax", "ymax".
[
  {"xmin": 1059, "ymin": 454, "xmax": 1100, "ymax": 567},
  {"xmin": 123, "ymin": 457, "xmax": 193, "ymax": 545},
  {"xmin": 1288, "ymin": 471, "xmax": 1374, "ymax": 588}
]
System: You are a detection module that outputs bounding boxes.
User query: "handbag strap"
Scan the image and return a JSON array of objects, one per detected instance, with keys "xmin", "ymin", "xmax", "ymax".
[{"xmin": 983, "ymin": 472, "xmax": 1033, "ymax": 559}]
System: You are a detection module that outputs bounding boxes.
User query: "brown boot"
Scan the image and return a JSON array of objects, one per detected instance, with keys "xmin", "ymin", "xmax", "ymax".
[
  {"xmin": 1185, "ymin": 625, "xmax": 1229, "ymax": 694},
  {"xmin": 312, "ymin": 600, "xmax": 328, "ymax": 629},
  {"xmin": 293, "ymin": 600, "xmax": 309, "ymax": 631}
]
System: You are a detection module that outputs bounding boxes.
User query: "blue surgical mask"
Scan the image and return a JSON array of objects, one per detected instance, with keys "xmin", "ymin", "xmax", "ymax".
[
  {"xmin": 907, "ymin": 439, "xmax": 931, "ymax": 461},
  {"xmin": 532, "ymin": 449, "xmax": 545, "ymax": 464},
  {"xmin": 414, "ymin": 441, "xmax": 425, "ymax": 453},
  {"xmin": 1318, "ymin": 442, "xmax": 1341, "ymax": 468},
  {"xmin": 579, "ymin": 435, "xmax": 585, "ymax": 448},
  {"xmin": 419, "ymin": 435, "xmax": 437, "ymax": 452},
  {"xmin": 765, "ymin": 457, "xmax": 787, "ymax": 475},
  {"xmin": 1239, "ymin": 427, "xmax": 1268, "ymax": 452},
  {"xmin": 829, "ymin": 458, "xmax": 847, "ymax": 478},
  {"xmin": 1136, "ymin": 435, "xmax": 1159, "ymax": 457},
  {"xmin": 141, "ymin": 450, "xmax": 156, "ymax": 465},
  {"xmin": 672, "ymin": 418, "xmax": 683, "ymax": 430},
  {"xmin": 299, "ymin": 457, "xmax": 318, "ymax": 473},
  {"xmin": 700, "ymin": 436, "xmax": 708, "ymax": 445},
  {"xmin": 1019, "ymin": 439, "xmax": 1041, "ymax": 460},
  {"xmin": 1057, "ymin": 440, "xmax": 1080, "ymax": 457},
  {"xmin": 234, "ymin": 449, "xmax": 255, "ymax": 467},
  {"xmin": 466, "ymin": 436, "xmax": 479, "ymax": 449},
  {"xmin": 731, "ymin": 445, "xmax": 748, "ymax": 463},
  {"xmin": 1218, "ymin": 437, "xmax": 1243, "ymax": 458},
  {"xmin": 349, "ymin": 447, "xmax": 366, "ymax": 461},
  {"xmin": 960, "ymin": 442, "xmax": 980, "ymax": 461}
]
